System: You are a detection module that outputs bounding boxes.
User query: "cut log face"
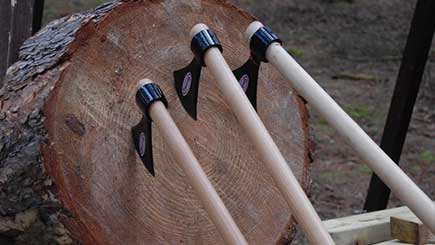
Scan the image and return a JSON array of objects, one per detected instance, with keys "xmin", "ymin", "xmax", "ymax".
[{"xmin": 0, "ymin": 1, "xmax": 312, "ymax": 244}]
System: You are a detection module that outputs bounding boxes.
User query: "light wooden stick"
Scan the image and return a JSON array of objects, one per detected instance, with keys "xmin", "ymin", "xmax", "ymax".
[
  {"xmin": 190, "ymin": 24, "xmax": 334, "ymax": 245},
  {"xmin": 245, "ymin": 21, "xmax": 435, "ymax": 234},
  {"xmin": 139, "ymin": 79, "xmax": 247, "ymax": 245}
]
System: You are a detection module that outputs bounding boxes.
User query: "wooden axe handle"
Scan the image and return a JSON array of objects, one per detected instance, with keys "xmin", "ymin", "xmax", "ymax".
[
  {"xmin": 246, "ymin": 21, "xmax": 435, "ymax": 234},
  {"xmin": 140, "ymin": 79, "xmax": 247, "ymax": 244},
  {"xmin": 190, "ymin": 25, "xmax": 334, "ymax": 244}
]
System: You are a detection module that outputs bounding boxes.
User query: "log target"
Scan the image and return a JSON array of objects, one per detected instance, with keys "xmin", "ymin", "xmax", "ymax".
[{"xmin": 0, "ymin": 1, "xmax": 313, "ymax": 244}]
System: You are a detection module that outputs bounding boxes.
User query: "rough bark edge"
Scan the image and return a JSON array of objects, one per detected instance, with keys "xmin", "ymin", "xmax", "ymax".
[
  {"xmin": 275, "ymin": 95, "xmax": 314, "ymax": 245},
  {"xmin": 0, "ymin": 0, "xmax": 312, "ymax": 244},
  {"xmin": 0, "ymin": 1, "xmax": 122, "ymax": 244}
]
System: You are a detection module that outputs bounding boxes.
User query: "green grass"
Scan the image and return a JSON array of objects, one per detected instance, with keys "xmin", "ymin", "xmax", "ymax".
[
  {"xmin": 313, "ymin": 117, "xmax": 332, "ymax": 133},
  {"xmin": 410, "ymin": 164, "xmax": 422, "ymax": 173},
  {"xmin": 95, "ymin": 0, "xmax": 108, "ymax": 5},
  {"xmin": 287, "ymin": 47, "xmax": 305, "ymax": 58},
  {"xmin": 420, "ymin": 150, "xmax": 435, "ymax": 163},
  {"xmin": 332, "ymin": 0, "xmax": 355, "ymax": 3},
  {"xmin": 345, "ymin": 104, "xmax": 372, "ymax": 120},
  {"xmin": 355, "ymin": 164, "xmax": 372, "ymax": 175},
  {"xmin": 319, "ymin": 170, "xmax": 347, "ymax": 183}
]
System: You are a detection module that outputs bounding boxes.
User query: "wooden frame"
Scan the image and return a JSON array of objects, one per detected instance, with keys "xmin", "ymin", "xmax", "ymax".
[{"xmin": 323, "ymin": 203, "xmax": 435, "ymax": 245}]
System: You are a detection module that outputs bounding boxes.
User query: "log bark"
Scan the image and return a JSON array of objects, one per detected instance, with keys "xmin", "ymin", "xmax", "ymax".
[{"xmin": 0, "ymin": 1, "xmax": 313, "ymax": 244}]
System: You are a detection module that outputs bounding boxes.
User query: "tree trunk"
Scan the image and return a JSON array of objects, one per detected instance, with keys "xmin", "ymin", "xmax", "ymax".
[{"xmin": 0, "ymin": 1, "xmax": 313, "ymax": 244}]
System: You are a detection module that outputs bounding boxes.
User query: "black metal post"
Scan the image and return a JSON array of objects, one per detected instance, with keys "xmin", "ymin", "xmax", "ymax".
[
  {"xmin": 364, "ymin": 0, "xmax": 435, "ymax": 211},
  {"xmin": 0, "ymin": 2, "xmax": 12, "ymax": 83},
  {"xmin": 0, "ymin": 0, "xmax": 44, "ymax": 85},
  {"xmin": 33, "ymin": 0, "xmax": 45, "ymax": 34}
]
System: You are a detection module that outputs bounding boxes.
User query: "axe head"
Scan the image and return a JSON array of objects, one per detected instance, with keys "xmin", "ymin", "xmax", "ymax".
[
  {"xmin": 233, "ymin": 24, "xmax": 282, "ymax": 110},
  {"xmin": 131, "ymin": 82, "xmax": 168, "ymax": 176},
  {"xmin": 232, "ymin": 58, "xmax": 260, "ymax": 110},
  {"xmin": 132, "ymin": 116, "xmax": 155, "ymax": 176},
  {"xmin": 173, "ymin": 58, "xmax": 202, "ymax": 120},
  {"xmin": 174, "ymin": 27, "xmax": 222, "ymax": 120}
]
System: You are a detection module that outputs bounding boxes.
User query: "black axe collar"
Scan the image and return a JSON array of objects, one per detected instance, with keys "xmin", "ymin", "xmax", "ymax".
[
  {"xmin": 232, "ymin": 26, "xmax": 281, "ymax": 110},
  {"xmin": 131, "ymin": 83, "xmax": 168, "ymax": 176},
  {"xmin": 174, "ymin": 29, "xmax": 223, "ymax": 120}
]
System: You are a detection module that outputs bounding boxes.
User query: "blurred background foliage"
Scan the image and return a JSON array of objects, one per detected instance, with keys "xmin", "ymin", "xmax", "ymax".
[{"xmin": 43, "ymin": 0, "xmax": 107, "ymax": 24}]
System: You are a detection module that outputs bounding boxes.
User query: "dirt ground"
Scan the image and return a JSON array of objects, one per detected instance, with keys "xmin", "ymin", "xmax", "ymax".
[{"xmin": 43, "ymin": 0, "xmax": 434, "ymax": 243}]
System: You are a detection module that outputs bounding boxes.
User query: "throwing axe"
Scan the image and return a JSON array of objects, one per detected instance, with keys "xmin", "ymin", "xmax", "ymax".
[
  {"xmin": 173, "ymin": 24, "xmax": 334, "ymax": 245},
  {"xmin": 242, "ymin": 21, "xmax": 435, "ymax": 233},
  {"xmin": 132, "ymin": 79, "xmax": 247, "ymax": 244}
]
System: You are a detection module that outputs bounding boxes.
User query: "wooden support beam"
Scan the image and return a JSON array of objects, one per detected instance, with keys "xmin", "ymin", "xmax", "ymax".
[
  {"xmin": 324, "ymin": 205, "xmax": 410, "ymax": 244},
  {"xmin": 391, "ymin": 216, "xmax": 435, "ymax": 244},
  {"xmin": 323, "ymin": 202, "xmax": 435, "ymax": 245},
  {"xmin": 364, "ymin": 0, "xmax": 435, "ymax": 211}
]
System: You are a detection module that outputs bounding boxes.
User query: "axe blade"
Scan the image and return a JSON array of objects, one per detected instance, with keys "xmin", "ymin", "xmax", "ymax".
[
  {"xmin": 174, "ymin": 59, "xmax": 202, "ymax": 120},
  {"xmin": 233, "ymin": 58, "xmax": 260, "ymax": 110},
  {"xmin": 132, "ymin": 117, "xmax": 155, "ymax": 176}
]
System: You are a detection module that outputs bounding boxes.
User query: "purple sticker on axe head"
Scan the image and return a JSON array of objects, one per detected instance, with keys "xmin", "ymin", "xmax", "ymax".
[
  {"xmin": 182, "ymin": 72, "xmax": 192, "ymax": 96},
  {"xmin": 139, "ymin": 132, "xmax": 146, "ymax": 157},
  {"xmin": 239, "ymin": 74, "xmax": 249, "ymax": 92}
]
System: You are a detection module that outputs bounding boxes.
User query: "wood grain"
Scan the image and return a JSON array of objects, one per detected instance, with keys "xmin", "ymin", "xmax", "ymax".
[
  {"xmin": 324, "ymin": 205, "xmax": 412, "ymax": 244},
  {"xmin": 1, "ymin": 1, "xmax": 313, "ymax": 244},
  {"xmin": 391, "ymin": 216, "xmax": 435, "ymax": 244},
  {"xmin": 324, "ymin": 201, "xmax": 435, "ymax": 245}
]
